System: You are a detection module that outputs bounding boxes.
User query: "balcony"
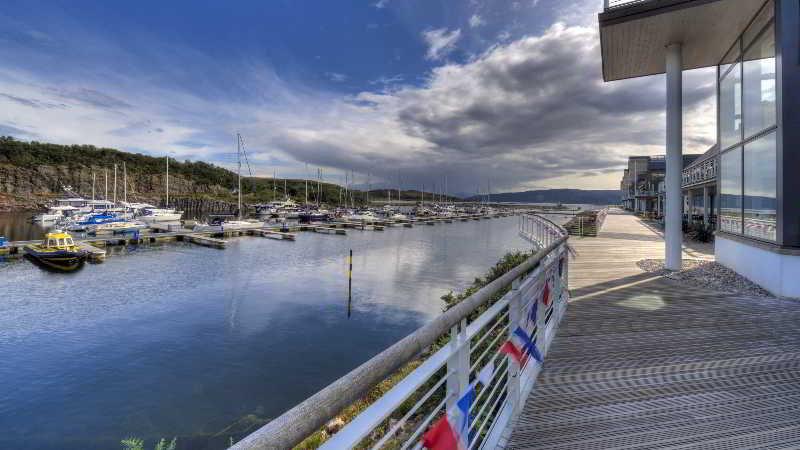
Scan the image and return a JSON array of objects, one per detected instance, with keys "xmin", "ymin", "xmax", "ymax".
[{"xmin": 682, "ymin": 158, "xmax": 717, "ymax": 188}]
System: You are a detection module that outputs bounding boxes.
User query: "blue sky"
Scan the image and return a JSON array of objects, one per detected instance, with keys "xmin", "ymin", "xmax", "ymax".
[{"xmin": 0, "ymin": 0, "xmax": 716, "ymax": 192}]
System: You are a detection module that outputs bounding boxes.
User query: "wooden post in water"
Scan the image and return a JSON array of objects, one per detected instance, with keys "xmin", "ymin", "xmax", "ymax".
[{"xmin": 347, "ymin": 249, "xmax": 353, "ymax": 318}]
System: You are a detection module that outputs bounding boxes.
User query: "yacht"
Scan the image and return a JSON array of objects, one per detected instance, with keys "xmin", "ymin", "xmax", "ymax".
[
  {"xmin": 32, "ymin": 205, "xmax": 80, "ymax": 222},
  {"xmin": 140, "ymin": 208, "xmax": 183, "ymax": 223},
  {"xmin": 346, "ymin": 210, "xmax": 379, "ymax": 223},
  {"xmin": 90, "ymin": 221, "xmax": 147, "ymax": 235}
]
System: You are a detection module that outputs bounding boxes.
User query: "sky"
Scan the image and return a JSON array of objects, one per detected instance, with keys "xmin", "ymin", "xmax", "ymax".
[{"xmin": 0, "ymin": 0, "xmax": 717, "ymax": 194}]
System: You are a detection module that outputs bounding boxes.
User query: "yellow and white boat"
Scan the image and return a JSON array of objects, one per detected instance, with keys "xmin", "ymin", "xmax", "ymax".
[{"xmin": 24, "ymin": 231, "xmax": 87, "ymax": 272}]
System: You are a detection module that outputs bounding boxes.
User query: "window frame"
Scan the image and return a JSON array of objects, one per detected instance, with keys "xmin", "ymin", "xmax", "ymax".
[{"xmin": 715, "ymin": 0, "xmax": 779, "ymax": 244}]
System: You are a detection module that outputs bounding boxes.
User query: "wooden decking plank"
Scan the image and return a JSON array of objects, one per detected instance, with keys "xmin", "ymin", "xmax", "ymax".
[{"xmin": 506, "ymin": 210, "xmax": 800, "ymax": 449}]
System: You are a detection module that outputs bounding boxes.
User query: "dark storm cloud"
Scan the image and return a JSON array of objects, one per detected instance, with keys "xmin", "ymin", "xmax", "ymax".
[{"xmin": 270, "ymin": 23, "xmax": 715, "ymax": 191}]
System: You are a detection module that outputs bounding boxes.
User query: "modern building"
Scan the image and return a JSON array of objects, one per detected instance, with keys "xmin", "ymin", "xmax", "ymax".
[
  {"xmin": 681, "ymin": 144, "xmax": 719, "ymax": 227},
  {"xmin": 600, "ymin": 0, "xmax": 799, "ymax": 297},
  {"xmin": 620, "ymin": 153, "xmax": 703, "ymax": 219}
]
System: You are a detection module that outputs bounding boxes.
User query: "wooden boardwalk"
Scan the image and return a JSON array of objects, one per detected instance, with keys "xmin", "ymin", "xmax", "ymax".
[{"xmin": 506, "ymin": 210, "xmax": 800, "ymax": 449}]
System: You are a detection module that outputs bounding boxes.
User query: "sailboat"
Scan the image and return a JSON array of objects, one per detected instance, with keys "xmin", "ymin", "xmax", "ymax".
[
  {"xmin": 141, "ymin": 156, "xmax": 183, "ymax": 223},
  {"xmin": 194, "ymin": 134, "xmax": 263, "ymax": 232}
]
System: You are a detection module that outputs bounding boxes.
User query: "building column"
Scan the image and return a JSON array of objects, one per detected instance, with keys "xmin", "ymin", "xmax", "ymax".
[
  {"xmin": 702, "ymin": 185, "xmax": 710, "ymax": 226},
  {"xmin": 665, "ymin": 43, "xmax": 683, "ymax": 270}
]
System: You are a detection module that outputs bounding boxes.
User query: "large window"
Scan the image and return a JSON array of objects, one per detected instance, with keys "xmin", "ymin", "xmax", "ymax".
[
  {"xmin": 743, "ymin": 23, "xmax": 776, "ymax": 139},
  {"xmin": 717, "ymin": 0, "xmax": 777, "ymax": 242},
  {"xmin": 744, "ymin": 131, "xmax": 777, "ymax": 240},
  {"xmin": 720, "ymin": 147, "xmax": 742, "ymax": 234},
  {"xmin": 719, "ymin": 60, "xmax": 741, "ymax": 150}
]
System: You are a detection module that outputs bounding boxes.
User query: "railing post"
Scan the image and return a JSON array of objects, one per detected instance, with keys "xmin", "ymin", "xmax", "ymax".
[
  {"xmin": 446, "ymin": 319, "xmax": 469, "ymax": 412},
  {"xmin": 507, "ymin": 277, "xmax": 522, "ymax": 413}
]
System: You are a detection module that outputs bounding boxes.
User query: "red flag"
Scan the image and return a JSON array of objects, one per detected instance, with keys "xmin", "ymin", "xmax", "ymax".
[
  {"xmin": 542, "ymin": 282, "xmax": 551, "ymax": 306},
  {"xmin": 422, "ymin": 416, "xmax": 460, "ymax": 450},
  {"xmin": 500, "ymin": 341, "xmax": 526, "ymax": 365}
]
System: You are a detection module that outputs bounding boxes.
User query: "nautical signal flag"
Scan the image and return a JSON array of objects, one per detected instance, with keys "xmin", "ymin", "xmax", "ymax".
[
  {"xmin": 422, "ymin": 362, "xmax": 497, "ymax": 450},
  {"xmin": 500, "ymin": 326, "xmax": 543, "ymax": 366},
  {"xmin": 422, "ymin": 386, "xmax": 473, "ymax": 450},
  {"xmin": 527, "ymin": 300, "xmax": 538, "ymax": 328}
]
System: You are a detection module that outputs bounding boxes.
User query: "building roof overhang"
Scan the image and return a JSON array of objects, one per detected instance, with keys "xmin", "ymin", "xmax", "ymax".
[{"xmin": 599, "ymin": 0, "xmax": 766, "ymax": 81}]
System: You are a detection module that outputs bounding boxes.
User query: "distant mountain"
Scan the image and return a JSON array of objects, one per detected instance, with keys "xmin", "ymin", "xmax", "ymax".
[{"xmin": 466, "ymin": 189, "xmax": 620, "ymax": 205}]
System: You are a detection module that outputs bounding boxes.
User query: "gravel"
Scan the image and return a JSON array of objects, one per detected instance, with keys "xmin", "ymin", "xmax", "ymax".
[{"xmin": 637, "ymin": 258, "xmax": 775, "ymax": 298}]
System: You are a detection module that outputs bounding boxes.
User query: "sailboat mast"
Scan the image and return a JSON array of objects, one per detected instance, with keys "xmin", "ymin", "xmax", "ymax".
[
  {"xmin": 113, "ymin": 164, "xmax": 117, "ymax": 204},
  {"xmin": 305, "ymin": 164, "xmax": 308, "ymax": 206},
  {"xmin": 104, "ymin": 168, "xmax": 108, "ymax": 201},
  {"xmin": 92, "ymin": 170, "xmax": 96, "ymax": 201},
  {"xmin": 317, "ymin": 168, "xmax": 321, "ymax": 206},
  {"xmin": 237, "ymin": 133, "xmax": 242, "ymax": 219},
  {"xmin": 123, "ymin": 162, "xmax": 127, "ymax": 203},
  {"xmin": 166, "ymin": 156, "xmax": 169, "ymax": 207}
]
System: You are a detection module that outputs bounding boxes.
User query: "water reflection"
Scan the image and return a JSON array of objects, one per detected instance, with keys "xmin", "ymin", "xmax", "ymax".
[{"xmin": 0, "ymin": 216, "xmax": 535, "ymax": 449}]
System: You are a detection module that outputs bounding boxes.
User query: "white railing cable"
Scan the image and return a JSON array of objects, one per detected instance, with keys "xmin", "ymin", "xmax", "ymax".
[{"xmin": 232, "ymin": 215, "xmax": 568, "ymax": 450}]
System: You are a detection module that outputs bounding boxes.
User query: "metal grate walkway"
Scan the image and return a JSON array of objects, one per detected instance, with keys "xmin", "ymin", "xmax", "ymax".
[{"xmin": 506, "ymin": 210, "xmax": 800, "ymax": 449}]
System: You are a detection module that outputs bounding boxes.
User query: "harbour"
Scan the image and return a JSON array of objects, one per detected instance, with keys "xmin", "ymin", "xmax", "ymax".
[{"xmin": 0, "ymin": 213, "xmax": 566, "ymax": 450}]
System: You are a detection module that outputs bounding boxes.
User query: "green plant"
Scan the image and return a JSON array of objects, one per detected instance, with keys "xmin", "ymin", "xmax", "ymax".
[{"xmin": 120, "ymin": 437, "xmax": 176, "ymax": 450}]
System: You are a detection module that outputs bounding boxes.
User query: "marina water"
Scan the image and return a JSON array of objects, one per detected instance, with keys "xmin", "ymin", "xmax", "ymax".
[{"xmin": 0, "ymin": 214, "xmax": 556, "ymax": 449}]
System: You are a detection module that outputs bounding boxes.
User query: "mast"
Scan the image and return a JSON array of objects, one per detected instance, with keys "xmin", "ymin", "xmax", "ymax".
[
  {"xmin": 123, "ymin": 162, "xmax": 127, "ymax": 203},
  {"xmin": 92, "ymin": 170, "xmax": 96, "ymax": 201},
  {"xmin": 166, "ymin": 156, "xmax": 169, "ymax": 208},
  {"xmin": 317, "ymin": 168, "xmax": 321, "ymax": 206},
  {"xmin": 104, "ymin": 168, "xmax": 108, "ymax": 201},
  {"xmin": 113, "ymin": 164, "xmax": 117, "ymax": 204},
  {"xmin": 305, "ymin": 163, "xmax": 308, "ymax": 206},
  {"xmin": 273, "ymin": 170, "xmax": 277, "ymax": 200},
  {"xmin": 237, "ymin": 133, "xmax": 242, "ymax": 219}
]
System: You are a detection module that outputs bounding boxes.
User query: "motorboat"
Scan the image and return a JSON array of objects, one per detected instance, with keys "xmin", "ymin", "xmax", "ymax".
[
  {"xmin": 298, "ymin": 210, "xmax": 331, "ymax": 223},
  {"xmin": 390, "ymin": 213, "xmax": 408, "ymax": 220},
  {"xmin": 140, "ymin": 208, "xmax": 183, "ymax": 223},
  {"xmin": 346, "ymin": 210, "xmax": 379, "ymax": 223},
  {"xmin": 90, "ymin": 221, "xmax": 146, "ymax": 235},
  {"xmin": 193, "ymin": 215, "xmax": 263, "ymax": 232},
  {"xmin": 24, "ymin": 231, "xmax": 87, "ymax": 272},
  {"xmin": 32, "ymin": 205, "xmax": 79, "ymax": 222}
]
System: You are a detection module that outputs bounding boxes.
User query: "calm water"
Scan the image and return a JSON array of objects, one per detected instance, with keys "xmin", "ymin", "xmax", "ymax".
[{"xmin": 0, "ymin": 214, "xmax": 536, "ymax": 449}]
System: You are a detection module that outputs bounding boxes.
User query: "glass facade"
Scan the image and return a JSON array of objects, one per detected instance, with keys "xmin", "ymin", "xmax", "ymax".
[
  {"xmin": 743, "ymin": 23, "xmax": 776, "ymax": 139},
  {"xmin": 720, "ymin": 147, "xmax": 742, "ymax": 234},
  {"xmin": 744, "ymin": 131, "xmax": 777, "ymax": 240},
  {"xmin": 717, "ymin": 0, "xmax": 777, "ymax": 241},
  {"xmin": 719, "ymin": 62, "xmax": 741, "ymax": 150}
]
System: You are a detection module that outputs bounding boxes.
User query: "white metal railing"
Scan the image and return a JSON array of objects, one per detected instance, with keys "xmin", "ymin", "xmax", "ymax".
[
  {"xmin": 518, "ymin": 214, "xmax": 567, "ymax": 249},
  {"xmin": 232, "ymin": 216, "xmax": 569, "ymax": 450}
]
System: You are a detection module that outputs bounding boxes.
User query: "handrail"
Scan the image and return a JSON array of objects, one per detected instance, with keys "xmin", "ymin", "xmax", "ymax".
[
  {"xmin": 231, "ymin": 233, "xmax": 569, "ymax": 450},
  {"xmin": 519, "ymin": 213, "xmax": 568, "ymax": 249}
]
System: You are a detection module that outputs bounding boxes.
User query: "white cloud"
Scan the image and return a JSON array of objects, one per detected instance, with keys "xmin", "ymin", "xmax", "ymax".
[
  {"xmin": 325, "ymin": 72, "xmax": 348, "ymax": 82},
  {"xmin": 469, "ymin": 14, "xmax": 484, "ymax": 28},
  {"xmin": 421, "ymin": 28, "xmax": 462, "ymax": 61},
  {"xmin": 0, "ymin": 21, "xmax": 716, "ymax": 192}
]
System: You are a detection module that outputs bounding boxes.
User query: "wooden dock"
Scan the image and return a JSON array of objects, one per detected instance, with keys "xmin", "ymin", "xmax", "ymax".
[
  {"xmin": 504, "ymin": 210, "xmax": 800, "ymax": 449},
  {"xmin": 76, "ymin": 241, "xmax": 107, "ymax": 261},
  {"xmin": 2, "ymin": 212, "xmax": 518, "ymax": 264}
]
